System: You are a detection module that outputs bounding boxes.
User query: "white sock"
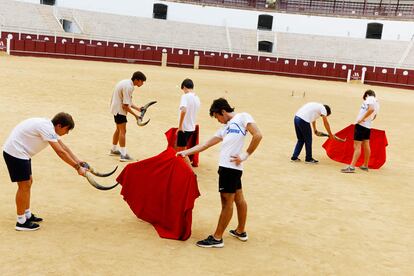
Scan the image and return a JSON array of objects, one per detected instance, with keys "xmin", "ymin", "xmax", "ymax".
[
  {"xmin": 112, "ymin": 145, "xmax": 118, "ymax": 151},
  {"xmin": 24, "ymin": 209, "xmax": 32, "ymax": 219},
  {"xmin": 120, "ymin": 147, "xmax": 126, "ymax": 156},
  {"xmin": 17, "ymin": 215, "xmax": 26, "ymax": 224}
]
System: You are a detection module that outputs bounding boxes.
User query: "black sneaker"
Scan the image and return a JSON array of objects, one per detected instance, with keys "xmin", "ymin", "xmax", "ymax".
[
  {"xmin": 196, "ymin": 235, "xmax": 224, "ymax": 248},
  {"xmin": 229, "ymin": 229, "xmax": 248, "ymax": 241},
  {"xmin": 290, "ymin": 157, "xmax": 301, "ymax": 162},
  {"xmin": 15, "ymin": 220, "xmax": 40, "ymax": 231},
  {"xmin": 27, "ymin": 213, "xmax": 43, "ymax": 223},
  {"xmin": 305, "ymin": 158, "xmax": 319, "ymax": 164}
]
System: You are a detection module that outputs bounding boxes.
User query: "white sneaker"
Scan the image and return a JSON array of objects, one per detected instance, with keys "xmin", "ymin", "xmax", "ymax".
[
  {"xmin": 109, "ymin": 149, "xmax": 121, "ymax": 156},
  {"xmin": 120, "ymin": 154, "xmax": 134, "ymax": 162},
  {"xmin": 341, "ymin": 166, "xmax": 355, "ymax": 173}
]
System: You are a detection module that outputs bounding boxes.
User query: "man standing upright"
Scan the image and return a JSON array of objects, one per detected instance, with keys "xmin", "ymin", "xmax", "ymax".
[
  {"xmin": 110, "ymin": 71, "xmax": 146, "ymax": 162},
  {"xmin": 178, "ymin": 98, "xmax": 262, "ymax": 248},
  {"xmin": 176, "ymin": 78, "xmax": 200, "ymax": 161},
  {"xmin": 341, "ymin": 90, "xmax": 379, "ymax": 173}
]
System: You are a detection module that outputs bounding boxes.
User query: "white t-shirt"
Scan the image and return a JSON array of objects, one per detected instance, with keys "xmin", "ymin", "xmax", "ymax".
[
  {"xmin": 214, "ymin": 112, "xmax": 254, "ymax": 171},
  {"xmin": 295, "ymin": 102, "xmax": 327, "ymax": 123},
  {"xmin": 178, "ymin": 92, "xmax": 200, "ymax": 132},
  {"xmin": 110, "ymin": 79, "xmax": 134, "ymax": 116},
  {"xmin": 3, "ymin": 118, "xmax": 59, "ymax": 160},
  {"xmin": 356, "ymin": 96, "xmax": 379, "ymax": 129}
]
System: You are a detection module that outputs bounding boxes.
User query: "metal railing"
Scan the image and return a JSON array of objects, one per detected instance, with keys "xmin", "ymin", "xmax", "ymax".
[
  {"xmin": 277, "ymin": 0, "xmax": 414, "ymax": 17},
  {"xmin": 165, "ymin": 0, "xmax": 268, "ymax": 9},
  {"xmin": 166, "ymin": 0, "xmax": 414, "ymax": 18}
]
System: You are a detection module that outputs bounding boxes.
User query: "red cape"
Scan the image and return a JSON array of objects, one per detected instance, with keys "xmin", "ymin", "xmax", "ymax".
[
  {"xmin": 117, "ymin": 147, "xmax": 200, "ymax": 240},
  {"xmin": 165, "ymin": 125, "xmax": 199, "ymax": 167},
  {"xmin": 322, "ymin": 124, "xmax": 388, "ymax": 169}
]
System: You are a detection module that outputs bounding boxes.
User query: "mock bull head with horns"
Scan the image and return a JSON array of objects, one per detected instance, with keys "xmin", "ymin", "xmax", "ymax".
[
  {"xmin": 80, "ymin": 162, "xmax": 119, "ymax": 191},
  {"xmin": 137, "ymin": 101, "xmax": 157, "ymax": 126}
]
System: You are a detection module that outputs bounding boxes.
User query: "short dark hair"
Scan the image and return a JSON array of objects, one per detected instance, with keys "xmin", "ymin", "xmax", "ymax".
[
  {"xmin": 209, "ymin": 98, "xmax": 235, "ymax": 117},
  {"xmin": 131, "ymin": 71, "xmax": 146, "ymax": 82},
  {"xmin": 323, "ymin": 105, "xmax": 331, "ymax": 116},
  {"xmin": 52, "ymin": 112, "xmax": 75, "ymax": 130},
  {"xmin": 181, "ymin": 78, "xmax": 194, "ymax": 89},
  {"xmin": 363, "ymin": 89, "xmax": 376, "ymax": 100}
]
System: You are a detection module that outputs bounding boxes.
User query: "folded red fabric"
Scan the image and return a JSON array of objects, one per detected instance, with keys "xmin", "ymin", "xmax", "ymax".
[
  {"xmin": 117, "ymin": 147, "xmax": 200, "ymax": 240},
  {"xmin": 322, "ymin": 124, "xmax": 388, "ymax": 169},
  {"xmin": 165, "ymin": 125, "xmax": 199, "ymax": 167}
]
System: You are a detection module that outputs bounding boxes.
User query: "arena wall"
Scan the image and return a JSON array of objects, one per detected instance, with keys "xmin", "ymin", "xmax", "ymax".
[{"xmin": 2, "ymin": 31, "xmax": 413, "ymax": 89}]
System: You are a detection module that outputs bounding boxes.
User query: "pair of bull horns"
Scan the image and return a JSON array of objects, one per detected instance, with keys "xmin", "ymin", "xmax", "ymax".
[
  {"xmin": 80, "ymin": 162, "xmax": 119, "ymax": 191},
  {"xmin": 137, "ymin": 101, "xmax": 157, "ymax": 126}
]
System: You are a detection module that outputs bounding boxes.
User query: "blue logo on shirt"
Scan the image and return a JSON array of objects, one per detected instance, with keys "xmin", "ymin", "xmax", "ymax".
[{"xmin": 226, "ymin": 123, "xmax": 246, "ymax": 136}]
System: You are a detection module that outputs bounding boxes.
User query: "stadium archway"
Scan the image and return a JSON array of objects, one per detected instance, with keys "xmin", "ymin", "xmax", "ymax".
[
  {"xmin": 366, "ymin": 23, "xmax": 383, "ymax": 39},
  {"xmin": 59, "ymin": 19, "xmax": 82, "ymax": 34},
  {"xmin": 40, "ymin": 0, "xmax": 55, "ymax": 5},
  {"xmin": 258, "ymin": 40, "xmax": 273, "ymax": 53},
  {"xmin": 153, "ymin": 3, "xmax": 168, "ymax": 20},
  {"xmin": 257, "ymin": 14, "xmax": 273, "ymax": 31}
]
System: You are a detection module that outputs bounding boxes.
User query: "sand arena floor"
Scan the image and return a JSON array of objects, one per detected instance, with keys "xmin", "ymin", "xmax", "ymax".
[{"xmin": 0, "ymin": 55, "xmax": 413, "ymax": 275}]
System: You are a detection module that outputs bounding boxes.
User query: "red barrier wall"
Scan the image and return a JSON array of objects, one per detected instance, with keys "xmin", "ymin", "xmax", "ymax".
[{"xmin": 7, "ymin": 34, "xmax": 414, "ymax": 90}]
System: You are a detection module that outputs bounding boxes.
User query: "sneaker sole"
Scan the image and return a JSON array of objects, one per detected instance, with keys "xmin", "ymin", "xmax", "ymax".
[
  {"xmin": 108, "ymin": 153, "xmax": 121, "ymax": 156},
  {"xmin": 15, "ymin": 226, "xmax": 40, "ymax": 231},
  {"xmin": 120, "ymin": 159, "xmax": 134, "ymax": 162},
  {"xmin": 196, "ymin": 243, "xmax": 224, "ymax": 248},
  {"xmin": 229, "ymin": 232, "xmax": 248, "ymax": 241}
]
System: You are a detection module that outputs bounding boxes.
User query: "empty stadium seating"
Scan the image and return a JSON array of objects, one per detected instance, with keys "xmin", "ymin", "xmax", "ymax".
[{"xmin": 1, "ymin": 0, "xmax": 413, "ymax": 88}]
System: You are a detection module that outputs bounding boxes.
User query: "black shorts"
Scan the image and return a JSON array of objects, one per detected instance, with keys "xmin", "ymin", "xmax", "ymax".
[
  {"xmin": 114, "ymin": 114, "xmax": 127, "ymax": 124},
  {"xmin": 354, "ymin": 124, "xmax": 371, "ymax": 141},
  {"xmin": 177, "ymin": 131, "xmax": 194, "ymax": 147},
  {"xmin": 218, "ymin": 166, "xmax": 242, "ymax": 193},
  {"xmin": 3, "ymin": 151, "xmax": 32, "ymax": 182}
]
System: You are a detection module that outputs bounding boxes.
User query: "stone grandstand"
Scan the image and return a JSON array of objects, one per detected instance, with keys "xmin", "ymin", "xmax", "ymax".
[{"xmin": 0, "ymin": 0, "xmax": 413, "ymax": 69}]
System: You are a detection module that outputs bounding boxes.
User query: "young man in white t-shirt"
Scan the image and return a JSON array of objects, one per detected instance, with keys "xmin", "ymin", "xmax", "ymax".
[
  {"xmin": 2, "ymin": 113, "xmax": 88, "ymax": 231},
  {"xmin": 176, "ymin": 78, "xmax": 200, "ymax": 164},
  {"xmin": 177, "ymin": 98, "xmax": 262, "ymax": 248},
  {"xmin": 341, "ymin": 90, "xmax": 380, "ymax": 173},
  {"xmin": 110, "ymin": 71, "xmax": 146, "ymax": 162},
  {"xmin": 291, "ymin": 102, "xmax": 343, "ymax": 164}
]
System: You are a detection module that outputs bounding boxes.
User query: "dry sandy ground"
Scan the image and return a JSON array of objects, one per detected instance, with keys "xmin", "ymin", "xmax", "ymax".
[{"xmin": 0, "ymin": 55, "xmax": 413, "ymax": 275}]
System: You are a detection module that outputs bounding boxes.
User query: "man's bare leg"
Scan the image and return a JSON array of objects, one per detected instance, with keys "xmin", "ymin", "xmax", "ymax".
[{"xmin": 213, "ymin": 193, "xmax": 235, "ymax": 240}]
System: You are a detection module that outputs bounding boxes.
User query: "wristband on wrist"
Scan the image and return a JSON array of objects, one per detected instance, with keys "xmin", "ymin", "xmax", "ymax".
[{"xmin": 239, "ymin": 152, "xmax": 250, "ymax": 161}]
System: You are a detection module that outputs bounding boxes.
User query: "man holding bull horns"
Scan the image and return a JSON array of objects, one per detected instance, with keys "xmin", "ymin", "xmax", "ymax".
[
  {"xmin": 2, "ymin": 112, "xmax": 88, "ymax": 231},
  {"xmin": 109, "ymin": 71, "xmax": 147, "ymax": 162}
]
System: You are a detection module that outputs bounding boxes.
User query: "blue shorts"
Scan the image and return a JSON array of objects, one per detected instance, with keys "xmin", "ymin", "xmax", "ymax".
[
  {"xmin": 218, "ymin": 166, "xmax": 242, "ymax": 193},
  {"xmin": 3, "ymin": 151, "xmax": 32, "ymax": 182}
]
